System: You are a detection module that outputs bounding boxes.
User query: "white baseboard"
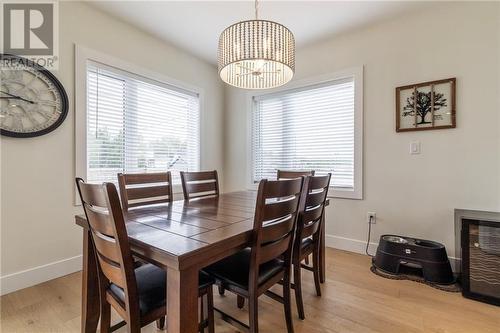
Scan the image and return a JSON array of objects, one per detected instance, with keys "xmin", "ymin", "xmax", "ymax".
[
  {"xmin": 0, "ymin": 255, "xmax": 82, "ymax": 296},
  {"xmin": 325, "ymin": 234, "xmax": 378, "ymax": 255}
]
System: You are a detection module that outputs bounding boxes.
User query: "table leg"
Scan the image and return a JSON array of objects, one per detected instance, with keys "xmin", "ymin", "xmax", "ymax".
[
  {"xmin": 81, "ymin": 229, "xmax": 100, "ymax": 333},
  {"xmin": 167, "ymin": 266, "xmax": 199, "ymax": 333},
  {"xmin": 319, "ymin": 214, "xmax": 326, "ymax": 283}
]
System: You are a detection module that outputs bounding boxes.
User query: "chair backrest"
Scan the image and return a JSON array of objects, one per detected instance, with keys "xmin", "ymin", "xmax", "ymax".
[
  {"xmin": 249, "ymin": 178, "xmax": 304, "ymax": 287},
  {"xmin": 117, "ymin": 172, "xmax": 173, "ymax": 211},
  {"xmin": 277, "ymin": 170, "xmax": 315, "ymax": 180},
  {"xmin": 296, "ymin": 174, "xmax": 331, "ymax": 245},
  {"xmin": 180, "ymin": 170, "xmax": 219, "ymax": 200},
  {"xmin": 75, "ymin": 178, "xmax": 139, "ymax": 317}
]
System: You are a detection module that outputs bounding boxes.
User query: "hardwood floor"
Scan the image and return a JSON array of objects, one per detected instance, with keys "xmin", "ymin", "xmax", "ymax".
[{"xmin": 1, "ymin": 248, "xmax": 499, "ymax": 333}]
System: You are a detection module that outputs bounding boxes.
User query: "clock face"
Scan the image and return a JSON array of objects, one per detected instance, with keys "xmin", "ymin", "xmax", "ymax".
[{"xmin": 0, "ymin": 54, "xmax": 68, "ymax": 138}]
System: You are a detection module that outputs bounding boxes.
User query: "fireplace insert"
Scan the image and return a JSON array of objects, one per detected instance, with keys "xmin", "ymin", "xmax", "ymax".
[{"xmin": 460, "ymin": 217, "xmax": 500, "ymax": 306}]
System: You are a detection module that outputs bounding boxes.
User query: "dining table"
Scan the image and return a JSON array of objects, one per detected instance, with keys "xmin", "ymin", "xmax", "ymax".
[{"xmin": 75, "ymin": 190, "xmax": 328, "ymax": 333}]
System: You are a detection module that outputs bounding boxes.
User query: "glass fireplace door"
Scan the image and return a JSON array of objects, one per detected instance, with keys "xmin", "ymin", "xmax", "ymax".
[{"xmin": 462, "ymin": 219, "xmax": 500, "ymax": 305}]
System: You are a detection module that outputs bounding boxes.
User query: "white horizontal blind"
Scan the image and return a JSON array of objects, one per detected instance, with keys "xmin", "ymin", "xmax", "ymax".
[
  {"xmin": 87, "ymin": 61, "xmax": 200, "ymax": 184},
  {"xmin": 252, "ymin": 78, "xmax": 355, "ymax": 188}
]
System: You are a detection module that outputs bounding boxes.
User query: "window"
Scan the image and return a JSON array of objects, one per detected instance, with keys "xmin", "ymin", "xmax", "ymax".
[
  {"xmin": 251, "ymin": 69, "xmax": 363, "ymax": 199},
  {"xmin": 85, "ymin": 61, "xmax": 200, "ymax": 184}
]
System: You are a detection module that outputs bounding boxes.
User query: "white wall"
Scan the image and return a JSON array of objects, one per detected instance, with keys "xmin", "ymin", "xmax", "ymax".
[
  {"xmin": 2, "ymin": 1, "xmax": 499, "ymax": 296},
  {"xmin": 224, "ymin": 2, "xmax": 500, "ymax": 257},
  {"xmin": 0, "ymin": 1, "xmax": 225, "ymax": 294}
]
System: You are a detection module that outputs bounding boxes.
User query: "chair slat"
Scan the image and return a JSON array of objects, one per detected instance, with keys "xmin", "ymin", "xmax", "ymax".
[
  {"xmin": 261, "ymin": 215, "xmax": 295, "ymax": 244},
  {"xmin": 85, "ymin": 204, "xmax": 115, "ymax": 236},
  {"xmin": 262, "ymin": 197, "xmax": 300, "ymax": 222},
  {"xmin": 259, "ymin": 233, "xmax": 293, "ymax": 264},
  {"xmin": 301, "ymin": 220, "xmax": 320, "ymax": 239},
  {"xmin": 97, "ymin": 255, "xmax": 126, "ymax": 288},
  {"xmin": 263, "ymin": 179, "xmax": 303, "ymax": 199},
  {"xmin": 92, "ymin": 230, "xmax": 122, "ymax": 263},
  {"xmin": 180, "ymin": 170, "xmax": 220, "ymax": 200},
  {"xmin": 128, "ymin": 198, "xmax": 171, "ymax": 208},
  {"xmin": 79, "ymin": 183, "xmax": 109, "ymax": 207},
  {"xmin": 121, "ymin": 172, "xmax": 170, "ymax": 185},
  {"xmin": 302, "ymin": 205, "xmax": 323, "ymax": 224},
  {"xmin": 182, "ymin": 171, "xmax": 218, "ymax": 182},
  {"xmin": 308, "ymin": 175, "xmax": 330, "ymax": 189},
  {"xmin": 127, "ymin": 185, "xmax": 171, "ymax": 200},
  {"xmin": 118, "ymin": 172, "xmax": 173, "ymax": 210},
  {"xmin": 185, "ymin": 182, "xmax": 217, "ymax": 195},
  {"xmin": 306, "ymin": 189, "xmax": 327, "ymax": 208},
  {"xmin": 277, "ymin": 170, "xmax": 315, "ymax": 180}
]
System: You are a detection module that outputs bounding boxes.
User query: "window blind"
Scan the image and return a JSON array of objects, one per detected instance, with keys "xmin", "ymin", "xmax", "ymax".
[
  {"xmin": 252, "ymin": 77, "xmax": 355, "ymax": 188},
  {"xmin": 86, "ymin": 61, "xmax": 200, "ymax": 184}
]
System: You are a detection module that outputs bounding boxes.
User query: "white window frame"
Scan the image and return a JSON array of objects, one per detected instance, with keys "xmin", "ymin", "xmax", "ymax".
[
  {"xmin": 75, "ymin": 45, "xmax": 204, "ymax": 204},
  {"xmin": 247, "ymin": 66, "xmax": 363, "ymax": 200}
]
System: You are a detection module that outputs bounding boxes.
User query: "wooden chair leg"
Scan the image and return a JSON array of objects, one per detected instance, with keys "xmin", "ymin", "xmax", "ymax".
[
  {"xmin": 218, "ymin": 285, "xmax": 225, "ymax": 296},
  {"xmin": 293, "ymin": 262, "xmax": 305, "ymax": 320},
  {"xmin": 283, "ymin": 270, "xmax": 295, "ymax": 333},
  {"xmin": 248, "ymin": 295, "xmax": 259, "ymax": 333},
  {"xmin": 100, "ymin": 301, "xmax": 111, "ymax": 333},
  {"xmin": 156, "ymin": 317, "xmax": 166, "ymax": 330},
  {"xmin": 207, "ymin": 287, "xmax": 215, "ymax": 333},
  {"xmin": 126, "ymin": 314, "xmax": 141, "ymax": 333},
  {"xmin": 237, "ymin": 295, "xmax": 245, "ymax": 309},
  {"xmin": 313, "ymin": 248, "xmax": 322, "ymax": 297},
  {"xmin": 127, "ymin": 322, "xmax": 141, "ymax": 333},
  {"xmin": 304, "ymin": 255, "xmax": 309, "ymax": 265},
  {"xmin": 200, "ymin": 293, "xmax": 205, "ymax": 333}
]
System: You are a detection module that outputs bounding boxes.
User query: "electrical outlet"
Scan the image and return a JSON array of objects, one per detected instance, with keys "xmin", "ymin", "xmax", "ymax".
[{"xmin": 367, "ymin": 212, "xmax": 376, "ymax": 224}]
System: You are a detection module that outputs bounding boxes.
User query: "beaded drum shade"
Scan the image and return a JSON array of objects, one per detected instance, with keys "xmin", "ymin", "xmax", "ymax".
[{"xmin": 218, "ymin": 2, "xmax": 295, "ymax": 89}]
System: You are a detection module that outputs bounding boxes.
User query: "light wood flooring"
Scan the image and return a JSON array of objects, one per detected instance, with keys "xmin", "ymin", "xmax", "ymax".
[{"xmin": 1, "ymin": 248, "xmax": 499, "ymax": 333}]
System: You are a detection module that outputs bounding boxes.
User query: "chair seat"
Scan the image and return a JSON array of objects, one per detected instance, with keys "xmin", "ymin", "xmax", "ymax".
[
  {"xmin": 203, "ymin": 248, "xmax": 284, "ymax": 291},
  {"xmin": 297, "ymin": 238, "xmax": 315, "ymax": 261},
  {"xmin": 109, "ymin": 264, "xmax": 214, "ymax": 315},
  {"xmin": 302, "ymin": 237, "xmax": 313, "ymax": 249}
]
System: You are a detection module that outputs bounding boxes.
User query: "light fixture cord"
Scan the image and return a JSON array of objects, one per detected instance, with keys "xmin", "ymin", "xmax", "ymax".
[{"xmin": 255, "ymin": 0, "xmax": 259, "ymax": 20}]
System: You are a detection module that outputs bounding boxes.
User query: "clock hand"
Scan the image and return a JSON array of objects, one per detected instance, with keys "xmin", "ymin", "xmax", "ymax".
[{"xmin": 0, "ymin": 90, "xmax": 35, "ymax": 104}]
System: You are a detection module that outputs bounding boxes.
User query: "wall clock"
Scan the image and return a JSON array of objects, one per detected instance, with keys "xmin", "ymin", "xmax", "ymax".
[{"xmin": 0, "ymin": 54, "xmax": 68, "ymax": 138}]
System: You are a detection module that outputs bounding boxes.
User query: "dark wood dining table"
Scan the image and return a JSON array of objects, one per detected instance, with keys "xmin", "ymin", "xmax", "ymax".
[{"xmin": 75, "ymin": 190, "xmax": 327, "ymax": 333}]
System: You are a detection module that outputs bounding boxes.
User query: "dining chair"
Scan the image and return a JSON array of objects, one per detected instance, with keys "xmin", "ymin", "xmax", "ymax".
[
  {"xmin": 277, "ymin": 170, "xmax": 316, "ymax": 265},
  {"xmin": 292, "ymin": 174, "xmax": 331, "ymax": 320},
  {"xmin": 75, "ymin": 178, "xmax": 215, "ymax": 333},
  {"xmin": 277, "ymin": 169, "xmax": 315, "ymax": 180},
  {"xmin": 117, "ymin": 172, "xmax": 173, "ymax": 211},
  {"xmin": 203, "ymin": 177, "xmax": 305, "ymax": 333},
  {"xmin": 180, "ymin": 170, "xmax": 219, "ymax": 200}
]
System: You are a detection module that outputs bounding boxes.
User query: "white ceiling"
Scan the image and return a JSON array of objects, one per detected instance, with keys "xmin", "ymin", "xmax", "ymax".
[{"xmin": 90, "ymin": 1, "xmax": 434, "ymax": 65}]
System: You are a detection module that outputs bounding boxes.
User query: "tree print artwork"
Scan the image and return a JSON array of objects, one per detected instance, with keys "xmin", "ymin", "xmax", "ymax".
[
  {"xmin": 396, "ymin": 78, "xmax": 456, "ymax": 132},
  {"xmin": 403, "ymin": 91, "xmax": 447, "ymax": 124}
]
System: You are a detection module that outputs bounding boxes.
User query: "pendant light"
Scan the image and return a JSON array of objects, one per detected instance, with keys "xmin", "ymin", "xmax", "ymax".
[{"xmin": 217, "ymin": 0, "xmax": 295, "ymax": 89}]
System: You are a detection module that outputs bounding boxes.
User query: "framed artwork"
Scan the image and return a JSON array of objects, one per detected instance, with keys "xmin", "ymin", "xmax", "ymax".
[{"xmin": 396, "ymin": 78, "xmax": 456, "ymax": 132}]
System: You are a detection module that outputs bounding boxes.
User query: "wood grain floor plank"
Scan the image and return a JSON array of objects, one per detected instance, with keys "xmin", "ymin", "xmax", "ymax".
[{"xmin": 1, "ymin": 249, "xmax": 498, "ymax": 333}]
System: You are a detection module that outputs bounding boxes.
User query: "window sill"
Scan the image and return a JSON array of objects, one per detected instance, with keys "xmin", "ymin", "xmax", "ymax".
[
  {"xmin": 328, "ymin": 187, "xmax": 362, "ymax": 200},
  {"xmin": 247, "ymin": 183, "xmax": 362, "ymax": 200}
]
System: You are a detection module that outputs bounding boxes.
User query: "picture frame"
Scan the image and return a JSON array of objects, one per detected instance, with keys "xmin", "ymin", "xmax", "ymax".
[{"xmin": 396, "ymin": 78, "xmax": 456, "ymax": 132}]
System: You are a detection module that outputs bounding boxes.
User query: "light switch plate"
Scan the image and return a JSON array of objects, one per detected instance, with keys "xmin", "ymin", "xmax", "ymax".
[{"xmin": 410, "ymin": 141, "xmax": 421, "ymax": 154}]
